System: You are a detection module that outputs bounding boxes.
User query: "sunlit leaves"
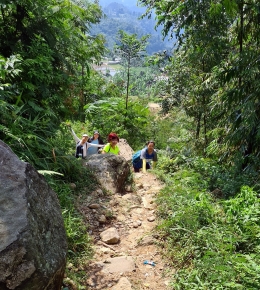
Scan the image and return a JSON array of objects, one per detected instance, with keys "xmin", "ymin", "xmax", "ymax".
[{"xmin": 84, "ymin": 97, "xmax": 150, "ymax": 148}]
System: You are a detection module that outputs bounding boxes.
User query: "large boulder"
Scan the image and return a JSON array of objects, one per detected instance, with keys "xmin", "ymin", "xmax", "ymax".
[
  {"xmin": 118, "ymin": 139, "xmax": 134, "ymax": 163},
  {"xmin": 0, "ymin": 140, "xmax": 67, "ymax": 290},
  {"xmin": 85, "ymin": 154, "xmax": 130, "ymax": 194}
]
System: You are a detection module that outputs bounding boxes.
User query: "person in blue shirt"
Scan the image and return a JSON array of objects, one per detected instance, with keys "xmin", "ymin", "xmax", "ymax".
[
  {"xmin": 87, "ymin": 131, "xmax": 104, "ymax": 156},
  {"xmin": 133, "ymin": 141, "xmax": 158, "ymax": 172}
]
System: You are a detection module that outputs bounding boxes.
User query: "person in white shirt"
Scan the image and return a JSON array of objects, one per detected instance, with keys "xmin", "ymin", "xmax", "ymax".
[{"xmin": 70, "ymin": 128, "xmax": 104, "ymax": 159}]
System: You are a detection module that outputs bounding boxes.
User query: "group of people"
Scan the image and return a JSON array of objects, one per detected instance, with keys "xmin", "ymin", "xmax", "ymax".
[
  {"xmin": 72, "ymin": 128, "xmax": 157, "ymax": 173},
  {"xmin": 75, "ymin": 131, "xmax": 105, "ymax": 158},
  {"xmin": 74, "ymin": 130, "xmax": 120, "ymax": 158}
]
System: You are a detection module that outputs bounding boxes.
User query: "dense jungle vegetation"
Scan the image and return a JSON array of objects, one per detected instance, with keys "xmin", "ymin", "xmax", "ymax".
[{"xmin": 1, "ymin": 0, "xmax": 260, "ymax": 288}]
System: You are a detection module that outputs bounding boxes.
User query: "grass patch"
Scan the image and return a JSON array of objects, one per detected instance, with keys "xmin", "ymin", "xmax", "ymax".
[
  {"xmin": 155, "ymin": 156, "xmax": 260, "ymax": 289},
  {"xmin": 46, "ymin": 161, "xmax": 99, "ymax": 289}
]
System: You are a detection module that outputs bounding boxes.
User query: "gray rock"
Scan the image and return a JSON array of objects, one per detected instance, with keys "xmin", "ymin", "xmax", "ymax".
[
  {"xmin": 0, "ymin": 140, "xmax": 67, "ymax": 290},
  {"xmin": 147, "ymin": 216, "xmax": 156, "ymax": 222},
  {"xmin": 137, "ymin": 236, "xmax": 154, "ymax": 246},
  {"xmin": 85, "ymin": 154, "xmax": 130, "ymax": 194},
  {"xmin": 100, "ymin": 227, "xmax": 120, "ymax": 244},
  {"xmin": 125, "ymin": 185, "xmax": 132, "ymax": 192},
  {"xmin": 69, "ymin": 183, "xmax": 76, "ymax": 190},
  {"xmin": 98, "ymin": 215, "xmax": 107, "ymax": 223},
  {"xmin": 142, "ymin": 196, "xmax": 156, "ymax": 210},
  {"xmin": 88, "ymin": 203, "xmax": 100, "ymax": 209},
  {"xmin": 96, "ymin": 188, "xmax": 104, "ymax": 195},
  {"xmin": 116, "ymin": 214, "xmax": 126, "ymax": 222},
  {"xmin": 102, "ymin": 256, "xmax": 135, "ymax": 274},
  {"xmin": 118, "ymin": 138, "xmax": 134, "ymax": 163},
  {"xmin": 132, "ymin": 222, "xmax": 139, "ymax": 228},
  {"xmin": 111, "ymin": 277, "xmax": 132, "ymax": 290}
]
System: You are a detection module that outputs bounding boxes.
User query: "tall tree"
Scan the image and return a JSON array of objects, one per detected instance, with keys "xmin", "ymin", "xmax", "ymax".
[
  {"xmin": 114, "ymin": 30, "xmax": 150, "ymax": 110},
  {"xmin": 0, "ymin": 0, "xmax": 105, "ymax": 121},
  {"xmin": 139, "ymin": 0, "xmax": 231, "ymax": 145},
  {"xmin": 138, "ymin": 0, "xmax": 260, "ymax": 168}
]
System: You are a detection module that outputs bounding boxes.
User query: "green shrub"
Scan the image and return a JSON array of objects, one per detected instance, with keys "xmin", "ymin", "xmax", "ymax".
[{"xmin": 155, "ymin": 155, "xmax": 260, "ymax": 289}]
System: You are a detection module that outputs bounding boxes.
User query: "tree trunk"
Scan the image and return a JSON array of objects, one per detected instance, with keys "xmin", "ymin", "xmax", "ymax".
[
  {"xmin": 126, "ymin": 57, "xmax": 130, "ymax": 111},
  {"xmin": 196, "ymin": 112, "xmax": 202, "ymax": 139}
]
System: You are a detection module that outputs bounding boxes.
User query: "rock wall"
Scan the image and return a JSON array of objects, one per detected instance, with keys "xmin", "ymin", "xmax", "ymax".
[
  {"xmin": 118, "ymin": 139, "xmax": 134, "ymax": 163},
  {"xmin": 0, "ymin": 140, "xmax": 67, "ymax": 290}
]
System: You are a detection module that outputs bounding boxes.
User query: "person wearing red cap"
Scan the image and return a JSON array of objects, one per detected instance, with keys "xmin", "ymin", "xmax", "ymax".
[{"xmin": 102, "ymin": 132, "xmax": 120, "ymax": 155}]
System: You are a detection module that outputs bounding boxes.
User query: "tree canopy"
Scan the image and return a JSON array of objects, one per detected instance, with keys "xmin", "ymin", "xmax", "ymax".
[
  {"xmin": 0, "ymin": 0, "xmax": 106, "ymax": 165},
  {"xmin": 138, "ymin": 0, "xmax": 260, "ymax": 170}
]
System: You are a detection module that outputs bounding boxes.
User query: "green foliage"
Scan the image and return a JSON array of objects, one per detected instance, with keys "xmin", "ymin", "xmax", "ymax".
[
  {"xmin": 83, "ymin": 70, "xmax": 123, "ymax": 104},
  {"xmin": 46, "ymin": 161, "xmax": 97, "ymax": 288},
  {"xmin": 2, "ymin": 0, "xmax": 260, "ymax": 288},
  {"xmin": 85, "ymin": 97, "xmax": 150, "ymax": 148},
  {"xmin": 223, "ymin": 186, "xmax": 260, "ymax": 250},
  {"xmin": 152, "ymin": 108, "xmax": 194, "ymax": 151},
  {"xmin": 0, "ymin": 0, "xmax": 106, "ymax": 124},
  {"xmin": 111, "ymin": 64, "xmax": 168, "ymax": 104},
  {"xmin": 139, "ymin": 0, "xmax": 260, "ymax": 172},
  {"xmin": 49, "ymin": 180, "xmax": 94, "ymax": 263},
  {"xmin": 63, "ymin": 208, "xmax": 93, "ymax": 259},
  {"xmin": 155, "ymin": 153, "xmax": 260, "ymax": 289}
]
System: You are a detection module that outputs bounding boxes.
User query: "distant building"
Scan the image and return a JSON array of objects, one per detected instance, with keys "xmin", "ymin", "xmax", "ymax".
[
  {"xmin": 107, "ymin": 60, "xmax": 121, "ymax": 65},
  {"xmin": 154, "ymin": 75, "xmax": 169, "ymax": 81}
]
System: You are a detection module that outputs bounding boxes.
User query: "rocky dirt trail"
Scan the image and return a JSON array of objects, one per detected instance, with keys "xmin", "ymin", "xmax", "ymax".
[{"xmin": 77, "ymin": 171, "xmax": 173, "ymax": 290}]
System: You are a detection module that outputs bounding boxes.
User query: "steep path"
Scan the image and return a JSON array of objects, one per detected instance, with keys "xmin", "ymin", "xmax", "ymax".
[{"xmin": 81, "ymin": 171, "xmax": 173, "ymax": 290}]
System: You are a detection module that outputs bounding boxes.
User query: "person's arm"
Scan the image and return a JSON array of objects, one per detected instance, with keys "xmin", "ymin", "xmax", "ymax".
[
  {"xmin": 152, "ymin": 151, "xmax": 158, "ymax": 169},
  {"xmin": 88, "ymin": 142, "xmax": 105, "ymax": 148},
  {"xmin": 79, "ymin": 139, "xmax": 84, "ymax": 146},
  {"xmin": 102, "ymin": 143, "xmax": 109, "ymax": 154},
  {"xmin": 140, "ymin": 148, "xmax": 147, "ymax": 172},
  {"xmin": 70, "ymin": 128, "xmax": 81, "ymax": 143},
  {"xmin": 142, "ymin": 158, "xmax": 147, "ymax": 172}
]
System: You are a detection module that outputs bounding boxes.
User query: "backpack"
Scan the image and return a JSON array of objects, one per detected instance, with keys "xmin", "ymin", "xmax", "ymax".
[{"xmin": 132, "ymin": 150, "xmax": 142, "ymax": 165}]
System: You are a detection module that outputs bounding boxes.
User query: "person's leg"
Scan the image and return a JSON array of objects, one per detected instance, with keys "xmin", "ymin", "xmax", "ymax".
[
  {"xmin": 76, "ymin": 145, "xmax": 83, "ymax": 158},
  {"xmin": 75, "ymin": 146, "xmax": 81, "ymax": 158}
]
